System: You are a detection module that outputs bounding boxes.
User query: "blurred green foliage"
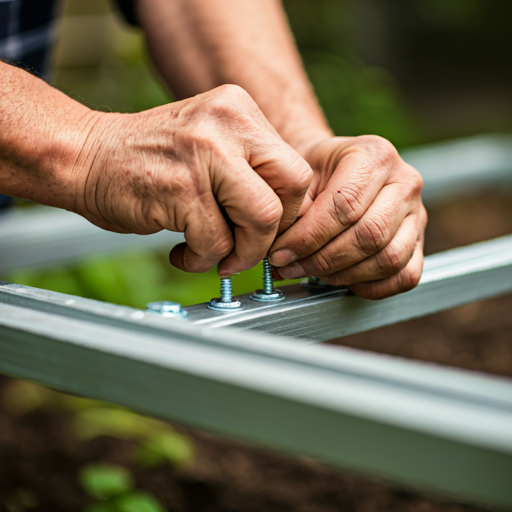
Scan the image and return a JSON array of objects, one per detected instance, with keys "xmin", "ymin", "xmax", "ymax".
[
  {"xmin": 2, "ymin": 380, "xmax": 192, "ymax": 511},
  {"xmin": 80, "ymin": 464, "xmax": 133, "ymax": 501},
  {"xmin": 2, "ymin": 380, "xmax": 194, "ymax": 468},
  {"xmin": 284, "ymin": 0, "xmax": 423, "ymax": 147},
  {"xmin": 79, "ymin": 465, "xmax": 167, "ymax": 512}
]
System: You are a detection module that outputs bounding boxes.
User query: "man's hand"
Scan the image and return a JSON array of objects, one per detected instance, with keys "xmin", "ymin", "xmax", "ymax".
[
  {"xmin": 269, "ymin": 136, "xmax": 427, "ymax": 299},
  {"xmin": 74, "ymin": 85, "xmax": 313, "ymax": 277}
]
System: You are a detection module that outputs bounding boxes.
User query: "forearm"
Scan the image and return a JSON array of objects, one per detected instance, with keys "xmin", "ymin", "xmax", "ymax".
[
  {"xmin": 136, "ymin": 0, "xmax": 332, "ymax": 156},
  {"xmin": 0, "ymin": 62, "xmax": 97, "ymax": 211}
]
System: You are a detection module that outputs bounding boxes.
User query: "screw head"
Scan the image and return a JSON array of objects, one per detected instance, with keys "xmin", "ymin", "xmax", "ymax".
[
  {"xmin": 146, "ymin": 301, "xmax": 188, "ymax": 319},
  {"xmin": 207, "ymin": 297, "xmax": 243, "ymax": 311},
  {"xmin": 250, "ymin": 289, "xmax": 285, "ymax": 302}
]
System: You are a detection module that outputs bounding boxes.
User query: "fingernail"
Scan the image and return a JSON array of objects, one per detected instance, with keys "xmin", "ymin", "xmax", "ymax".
[
  {"xmin": 269, "ymin": 249, "xmax": 297, "ymax": 267},
  {"xmin": 278, "ymin": 261, "xmax": 306, "ymax": 279},
  {"xmin": 272, "ymin": 267, "xmax": 284, "ymax": 281}
]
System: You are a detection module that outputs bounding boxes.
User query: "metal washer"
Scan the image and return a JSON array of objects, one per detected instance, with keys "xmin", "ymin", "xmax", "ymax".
[
  {"xmin": 250, "ymin": 289, "xmax": 285, "ymax": 302},
  {"xmin": 207, "ymin": 297, "xmax": 243, "ymax": 310}
]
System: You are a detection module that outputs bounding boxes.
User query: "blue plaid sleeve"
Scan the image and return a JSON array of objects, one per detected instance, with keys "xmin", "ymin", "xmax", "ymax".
[
  {"xmin": 111, "ymin": 0, "xmax": 138, "ymax": 26},
  {"xmin": 0, "ymin": 0, "xmax": 58, "ymax": 78}
]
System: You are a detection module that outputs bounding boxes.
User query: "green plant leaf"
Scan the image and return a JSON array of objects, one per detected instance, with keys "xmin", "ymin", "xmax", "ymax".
[
  {"xmin": 73, "ymin": 407, "xmax": 169, "ymax": 441},
  {"xmin": 79, "ymin": 464, "xmax": 134, "ymax": 500},
  {"xmin": 114, "ymin": 492, "xmax": 167, "ymax": 512},
  {"xmin": 84, "ymin": 502, "xmax": 117, "ymax": 512},
  {"xmin": 136, "ymin": 432, "xmax": 194, "ymax": 468}
]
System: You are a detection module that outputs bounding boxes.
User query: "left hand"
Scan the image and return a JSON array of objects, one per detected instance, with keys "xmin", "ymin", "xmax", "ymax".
[{"xmin": 268, "ymin": 135, "xmax": 427, "ymax": 300}]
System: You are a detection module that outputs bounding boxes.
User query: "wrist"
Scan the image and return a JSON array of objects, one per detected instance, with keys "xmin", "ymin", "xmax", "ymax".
[{"xmin": 0, "ymin": 64, "xmax": 108, "ymax": 214}]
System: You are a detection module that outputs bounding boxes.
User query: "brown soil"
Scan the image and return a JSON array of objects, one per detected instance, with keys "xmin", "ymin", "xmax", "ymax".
[{"xmin": 1, "ymin": 192, "xmax": 511, "ymax": 512}]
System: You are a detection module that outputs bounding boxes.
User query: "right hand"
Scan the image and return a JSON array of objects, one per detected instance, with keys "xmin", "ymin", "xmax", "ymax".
[{"xmin": 73, "ymin": 85, "xmax": 313, "ymax": 277}]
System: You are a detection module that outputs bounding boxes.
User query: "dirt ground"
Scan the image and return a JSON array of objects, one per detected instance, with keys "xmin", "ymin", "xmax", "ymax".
[{"xmin": 0, "ymin": 192, "xmax": 511, "ymax": 512}]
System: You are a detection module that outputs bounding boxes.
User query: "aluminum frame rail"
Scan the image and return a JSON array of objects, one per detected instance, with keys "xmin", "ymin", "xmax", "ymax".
[
  {"xmin": 0, "ymin": 206, "xmax": 185, "ymax": 274},
  {"xmin": 401, "ymin": 133, "xmax": 512, "ymax": 204},
  {"xmin": 185, "ymin": 235, "xmax": 512, "ymax": 341},
  {"xmin": 1, "ymin": 134, "xmax": 511, "ymax": 274},
  {"xmin": 1, "ymin": 236, "xmax": 511, "ymax": 342},
  {"xmin": 1, "ymin": 284, "xmax": 512, "ymax": 508}
]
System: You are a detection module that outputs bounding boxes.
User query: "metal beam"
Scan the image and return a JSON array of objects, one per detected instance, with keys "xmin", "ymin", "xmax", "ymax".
[
  {"xmin": 2, "ymin": 236, "xmax": 511, "ymax": 342},
  {"xmin": 402, "ymin": 134, "xmax": 512, "ymax": 204},
  {"xmin": 0, "ymin": 286, "xmax": 511, "ymax": 508},
  {"xmin": 184, "ymin": 235, "xmax": 512, "ymax": 341},
  {"xmin": 0, "ymin": 206, "xmax": 184, "ymax": 274},
  {"xmin": 1, "ymin": 134, "xmax": 511, "ymax": 274}
]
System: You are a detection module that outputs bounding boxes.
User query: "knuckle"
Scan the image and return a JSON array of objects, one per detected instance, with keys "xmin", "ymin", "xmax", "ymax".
[
  {"xmin": 420, "ymin": 204, "xmax": 428, "ymax": 228},
  {"xmin": 288, "ymin": 155, "xmax": 314, "ymax": 195},
  {"xmin": 382, "ymin": 242, "xmax": 405, "ymax": 275},
  {"xmin": 216, "ymin": 83, "xmax": 249, "ymax": 99},
  {"xmin": 378, "ymin": 242, "xmax": 406, "ymax": 275},
  {"xmin": 209, "ymin": 236, "xmax": 234, "ymax": 259},
  {"xmin": 332, "ymin": 185, "xmax": 364, "ymax": 225},
  {"xmin": 354, "ymin": 214, "xmax": 390, "ymax": 255},
  {"xmin": 310, "ymin": 251, "xmax": 334, "ymax": 276},
  {"xmin": 254, "ymin": 198, "xmax": 283, "ymax": 232},
  {"xmin": 410, "ymin": 168, "xmax": 424, "ymax": 195},
  {"xmin": 207, "ymin": 95, "xmax": 237, "ymax": 118},
  {"xmin": 357, "ymin": 135, "xmax": 398, "ymax": 168},
  {"xmin": 210, "ymin": 84, "xmax": 254, "ymax": 114},
  {"xmin": 398, "ymin": 266, "xmax": 421, "ymax": 292},
  {"xmin": 401, "ymin": 166, "xmax": 424, "ymax": 200}
]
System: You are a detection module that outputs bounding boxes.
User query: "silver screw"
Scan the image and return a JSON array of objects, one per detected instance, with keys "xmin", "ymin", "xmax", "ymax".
[
  {"xmin": 208, "ymin": 277, "xmax": 242, "ymax": 311},
  {"xmin": 146, "ymin": 301, "xmax": 188, "ymax": 319},
  {"xmin": 251, "ymin": 256, "xmax": 284, "ymax": 302},
  {"xmin": 220, "ymin": 277, "xmax": 233, "ymax": 302}
]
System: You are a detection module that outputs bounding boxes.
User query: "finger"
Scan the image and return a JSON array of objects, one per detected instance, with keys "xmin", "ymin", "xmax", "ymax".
[
  {"xmin": 169, "ymin": 193, "xmax": 234, "ymax": 273},
  {"xmin": 319, "ymin": 213, "xmax": 420, "ymax": 285},
  {"xmin": 268, "ymin": 151, "xmax": 390, "ymax": 268},
  {"xmin": 277, "ymin": 182, "xmax": 420, "ymax": 279},
  {"xmin": 346, "ymin": 238, "xmax": 424, "ymax": 300},
  {"xmin": 249, "ymin": 140, "xmax": 314, "ymax": 234},
  {"xmin": 213, "ymin": 158, "xmax": 283, "ymax": 276}
]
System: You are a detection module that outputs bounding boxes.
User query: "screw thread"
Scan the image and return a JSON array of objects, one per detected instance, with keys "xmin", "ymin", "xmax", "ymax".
[
  {"xmin": 262, "ymin": 256, "xmax": 274, "ymax": 294},
  {"xmin": 220, "ymin": 277, "xmax": 233, "ymax": 303}
]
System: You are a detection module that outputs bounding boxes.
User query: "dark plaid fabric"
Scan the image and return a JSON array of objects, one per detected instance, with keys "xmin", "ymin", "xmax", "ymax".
[
  {"xmin": 0, "ymin": 0, "xmax": 136, "ymax": 210},
  {"xmin": 0, "ymin": 0, "xmax": 137, "ymax": 78},
  {"xmin": 0, "ymin": 194, "xmax": 13, "ymax": 210},
  {"xmin": 0, "ymin": 0, "xmax": 58, "ymax": 77}
]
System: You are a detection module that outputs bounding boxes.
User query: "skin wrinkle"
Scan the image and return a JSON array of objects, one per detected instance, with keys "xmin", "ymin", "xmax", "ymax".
[
  {"xmin": 332, "ymin": 185, "xmax": 364, "ymax": 227},
  {"xmin": 356, "ymin": 213, "xmax": 390, "ymax": 255}
]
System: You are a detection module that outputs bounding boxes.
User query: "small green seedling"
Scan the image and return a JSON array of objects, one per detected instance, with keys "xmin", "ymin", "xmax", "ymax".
[{"xmin": 79, "ymin": 464, "xmax": 166, "ymax": 512}]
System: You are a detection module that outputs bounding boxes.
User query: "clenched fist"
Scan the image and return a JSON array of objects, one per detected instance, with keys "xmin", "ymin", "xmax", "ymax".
[{"xmin": 73, "ymin": 85, "xmax": 313, "ymax": 277}]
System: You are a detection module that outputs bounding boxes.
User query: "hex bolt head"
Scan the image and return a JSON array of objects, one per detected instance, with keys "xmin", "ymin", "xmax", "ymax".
[{"xmin": 146, "ymin": 301, "xmax": 188, "ymax": 319}]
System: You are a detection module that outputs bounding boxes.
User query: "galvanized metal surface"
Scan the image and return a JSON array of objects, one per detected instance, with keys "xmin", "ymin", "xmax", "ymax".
[
  {"xmin": 184, "ymin": 235, "xmax": 512, "ymax": 341},
  {"xmin": 0, "ymin": 287, "xmax": 511, "ymax": 507},
  {"xmin": 0, "ymin": 206, "xmax": 184, "ymax": 274},
  {"xmin": 402, "ymin": 133, "xmax": 512, "ymax": 204},
  {"xmin": 2, "ymin": 236, "xmax": 511, "ymax": 343},
  {"xmin": 1, "ymin": 134, "xmax": 511, "ymax": 274}
]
